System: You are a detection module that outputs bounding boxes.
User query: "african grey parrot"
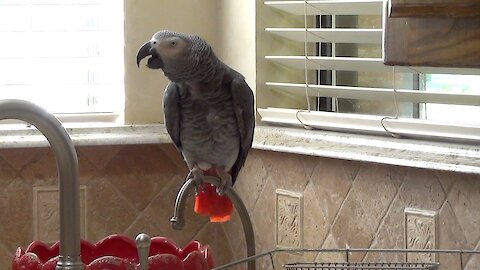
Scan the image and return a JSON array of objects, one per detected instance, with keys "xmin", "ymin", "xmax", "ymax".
[{"xmin": 136, "ymin": 30, "xmax": 255, "ymax": 222}]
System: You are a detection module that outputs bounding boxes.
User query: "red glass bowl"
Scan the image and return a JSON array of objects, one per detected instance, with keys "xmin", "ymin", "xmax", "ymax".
[{"xmin": 12, "ymin": 235, "xmax": 214, "ymax": 270}]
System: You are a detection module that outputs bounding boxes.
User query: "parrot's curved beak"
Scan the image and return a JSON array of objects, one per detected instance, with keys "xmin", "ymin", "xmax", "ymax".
[{"xmin": 136, "ymin": 41, "xmax": 163, "ymax": 69}]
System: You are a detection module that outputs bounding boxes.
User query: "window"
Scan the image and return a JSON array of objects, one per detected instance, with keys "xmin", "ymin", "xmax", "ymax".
[
  {"xmin": 0, "ymin": 0, "xmax": 124, "ymax": 122},
  {"xmin": 258, "ymin": 1, "xmax": 480, "ymax": 142},
  {"xmin": 423, "ymin": 74, "xmax": 480, "ymax": 126}
]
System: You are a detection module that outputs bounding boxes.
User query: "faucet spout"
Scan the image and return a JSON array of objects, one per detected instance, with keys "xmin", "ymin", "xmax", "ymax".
[
  {"xmin": 170, "ymin": 176, "xmax": 255, "ymax": 270},
  {"xmin": 0, "ymin": 100, "xmax": 82, "ymax": 270}
]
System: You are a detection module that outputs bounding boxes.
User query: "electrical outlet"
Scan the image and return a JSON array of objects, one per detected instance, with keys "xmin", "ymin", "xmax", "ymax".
[
  {"xmin": 33, "ymin": 185, "xmax": 87, "ymax": 243},
  {"xmin": 276, "ymin": 189, "xmax": 303, "ymax": 248}
]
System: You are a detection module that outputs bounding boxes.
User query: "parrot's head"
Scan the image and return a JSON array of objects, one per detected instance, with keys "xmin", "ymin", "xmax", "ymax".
[{"xmin": 136, "ymin": 30, "xmax": 213, "ymax": 82}]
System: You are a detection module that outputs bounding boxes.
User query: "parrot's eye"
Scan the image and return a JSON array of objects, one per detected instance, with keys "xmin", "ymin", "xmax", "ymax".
[{"xmin": 170, "ymin": 41, "xmax": 177, "ymax": 47}]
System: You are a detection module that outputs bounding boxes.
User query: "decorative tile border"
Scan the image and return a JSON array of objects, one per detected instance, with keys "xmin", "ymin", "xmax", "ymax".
[
  {"xmin": 276, "ymin": 189, "xmax": 303, "ymax": 249},
  {"xmin": 405, "ymin": 208, "xmax": 437, "ymax": 263},
  {"xmin": 33, "ymin": 185, "xmax": 87, "ymax": 243}
]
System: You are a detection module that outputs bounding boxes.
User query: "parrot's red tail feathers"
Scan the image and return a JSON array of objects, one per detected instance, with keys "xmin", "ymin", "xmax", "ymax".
[{"xmin": 194, "ymin": 183, "xmax": 234, "ymax": 222}]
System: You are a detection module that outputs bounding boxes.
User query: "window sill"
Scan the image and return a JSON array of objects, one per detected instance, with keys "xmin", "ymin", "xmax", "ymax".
[
  {"xmin": 0, "ymin": 123, "xmax": 171, "ymax": 148},
  {"xmin": 1, "ymin": 123, "xmax": 479, "ymax": 175},
  {"xmin": 253, "ymin": 126, "xmax": 480, "ymax": 175}
]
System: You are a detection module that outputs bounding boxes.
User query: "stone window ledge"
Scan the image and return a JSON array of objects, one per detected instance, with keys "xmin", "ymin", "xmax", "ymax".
[
  {"xmin": 254, "ymin": 126, "xmax": 480, "ymax": 175},
  {"xmin": 0, "ymin": 123, "xmax": 479, "ymax": 175},
  {"xmin": 0, "ymin": 123, "xmax": 171, "ymax": 148}
]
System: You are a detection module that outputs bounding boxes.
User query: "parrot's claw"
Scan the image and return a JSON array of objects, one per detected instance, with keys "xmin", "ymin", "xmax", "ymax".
[
  {"xmin": 188, "ymin": 167, "xmax": 205, "ymax": 195},
  {"xmin": 216, "ymin": 167, "xmax": 232, "ymax": 196}
]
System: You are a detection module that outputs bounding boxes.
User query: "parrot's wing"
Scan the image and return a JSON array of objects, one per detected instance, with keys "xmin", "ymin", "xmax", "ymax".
[
  {"xmin": 163, "ymin": 82, "xmax": 182, "ymax": 150},
  {"xmin": 229, "ymin": 76, "xmax": 255, "ymax": 183}
]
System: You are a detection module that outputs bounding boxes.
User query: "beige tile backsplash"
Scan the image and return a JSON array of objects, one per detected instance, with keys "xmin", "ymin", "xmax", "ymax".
[{"xmin": 0, "ymin": 144, "xmax": 479, "ymax": 269}]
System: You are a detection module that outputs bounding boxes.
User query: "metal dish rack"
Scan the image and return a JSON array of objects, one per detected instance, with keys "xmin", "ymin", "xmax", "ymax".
[
  {"xmin": 214, "ymin": 248, "xmax": 480, "ymax": 270},
  {"xmin": 283, "ymin": 262, "xmax": 438, "ymax": 269}
]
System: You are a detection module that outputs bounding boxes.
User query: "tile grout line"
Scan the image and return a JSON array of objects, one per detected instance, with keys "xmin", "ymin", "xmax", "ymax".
[
  {"xmin": 300, "ymin": 156, "xmax": 320, "ymax": 189},
  {"xmin": 436, "ymin": 173, "xmax": 451, "ymax": 199},
  {"xmin": 253, "ymin": 153, "xmax": 277, "ymax": 214},
  {"xmin": 86, "ymin": 176, "xmax": 140, "ymax": 238},
  {"xmin": 362, "ymin": 177, "xmax": 405, "ymax": 262},
  {"xmin": 105, "ymin": 177, "xmax": 140, "ymax": 214},
  {"xmin": 221, "ymin": 212, "xmax": 246, "ymax": 255},
  {"xmin": 441, "ymin": 178, "xmax": 476, "ymax": 270},
  {"xmin": 441, "ymin": 179, "xmax": 473, "ymax": 251},
  {"xmin": 219, "ymin": 223, "xmax": 241, "ymax": 263},
  {"xmin": 125, "ymin": 175, "xmax": 189, "ymax": 236},
  {"xmin": 84, "ymin": 147, "xmax": 137, "ymax": 214},
  {"xmin": 300, "ymin": 160, "xmax": 319, "ymax": 257},
  {"xmin": 191, "ymin": 221, "xmax": 210, "ymax": 242},
  {"xmin": 0, "ymin": 240, "xmax": 12, "ymax": 258},
  {"xmin": 463, "ymin": 239, "xmax": 480, "ymax": 269},
  {"xmin": 318, "ymin": 174, "xmax": 355, "ymax": 250},
  {"xmin": 122, "ymin": 212, "xmax": 145, "ymax": 236},
  {"xmin": 237, "ymin": 175, "xmax": 263, "ymax": 215},
  {"xmin": 157, "ymin": 145, "xmax": 189, "ymax": 172},
  {"xmin": 302, "ymin": 182, "xmax": 327, "ymax": 263},
  {"xmin": 250, "ymin": 176, "xmax": 274, "ymax": 219},
  {"xmin": 122, "ymin": 209, "xmax": 166, "ymax": 238}
]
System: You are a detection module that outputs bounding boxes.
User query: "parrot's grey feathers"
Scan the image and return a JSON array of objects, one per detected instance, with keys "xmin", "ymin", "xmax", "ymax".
[
  {"xmin": 163, "ymin": 82, "xmax": 182, "ymax": 150},
  {"xmin": 229, "ymin": 75, "xmax": 255, "ymax": 183},
  {"xmin": 137, "ymin": 29, "xmax": 255, "ymax": 187}
]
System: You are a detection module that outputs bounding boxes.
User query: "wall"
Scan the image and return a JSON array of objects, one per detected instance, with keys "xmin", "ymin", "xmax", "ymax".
[
  {"xmin": 124, "ymin": 0, "xmax": 221, "ymax": 124},
  {"xmin": 229, "ymin": 150, "xmax": 480, "ymax": 270},
  {"xmin": 0, "ymin": 144, "xmax": 233, "ymax": 269},
  {"xmin": 123, "ymin": 0, "xmax": 263, "ymax": 123},
  {"xmin": 1, "ymin": 145, "xmax": 480, "ymax": 269},
  {"xmin": 217, "ymin": 0, "xmax": 256, "ymax": 97}
]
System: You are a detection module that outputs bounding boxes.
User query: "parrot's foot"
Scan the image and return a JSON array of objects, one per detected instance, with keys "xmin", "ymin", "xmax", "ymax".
[
  {"xmin": 215, "ymin": 167, "xmax": 232, "ymax": 196},
  {"xmin": 187, "ymin": 167, "xmax": 205, "ymax": 195}
]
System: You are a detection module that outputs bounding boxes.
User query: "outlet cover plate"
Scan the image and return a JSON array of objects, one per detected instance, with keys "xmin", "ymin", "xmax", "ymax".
[{"xmin": 276, "ymin": 189, "xmax": 303, "ymax": 249}]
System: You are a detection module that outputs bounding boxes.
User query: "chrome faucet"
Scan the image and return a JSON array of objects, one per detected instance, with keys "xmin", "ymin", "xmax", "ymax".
[
  {"xmin": 0, "ymin": 100, "xmax": 83, "ymax": 270},
  {"xmin": 170, "ymin": 176, "xmax": 256, "ymax": 270}
]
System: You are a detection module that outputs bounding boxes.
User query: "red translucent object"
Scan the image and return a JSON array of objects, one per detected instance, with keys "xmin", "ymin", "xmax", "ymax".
[
  {"xmin": 194, "ymin": 183, "xmax": 234, "ymax": 222},
  {"xmin": 194, "ymin": 169, "xmax": 234, "ymax": 223},
  {"xmin": 12, "ymin": 235, "xmax": 214, "ymax": 270}
]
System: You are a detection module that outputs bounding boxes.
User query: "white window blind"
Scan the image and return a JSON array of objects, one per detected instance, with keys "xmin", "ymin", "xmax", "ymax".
[
  {"xmin": 0, "ymin": 0, "xmax": 124, "ymax": 121},
  {"xmin": 259, "ymin": 0, "xmax": 480, "ymax": 142}
]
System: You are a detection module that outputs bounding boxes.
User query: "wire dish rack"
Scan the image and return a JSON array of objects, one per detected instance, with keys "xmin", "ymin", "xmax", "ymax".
[
  {"xmin": 213, "ymin": 248, "xmax": 480, "ymax": 270},
  {"xmin": 283, "ymin": 262, "xmax": 438, "ymax": 270}
]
